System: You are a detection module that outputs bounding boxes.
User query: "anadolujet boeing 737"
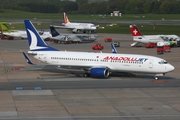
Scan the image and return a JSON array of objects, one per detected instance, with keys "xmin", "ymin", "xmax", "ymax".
[
  {"xmin": 23, "ymin": 20, "xmax": 174, "ymax": 80},
  {"xmin": 54, "ymin": 12, "xmax": 98, "ymax": 33}
]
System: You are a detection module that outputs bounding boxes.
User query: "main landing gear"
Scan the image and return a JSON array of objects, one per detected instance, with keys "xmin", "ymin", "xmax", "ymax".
[{"xmin": 83, "ymin": 73, "xmax": 90, "ymax": 77}]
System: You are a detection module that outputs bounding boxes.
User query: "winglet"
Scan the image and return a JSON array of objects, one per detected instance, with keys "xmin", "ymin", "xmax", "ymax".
[
  {"xmin": 24, "ymin": 20, "xmax": 58, "ymax": 51},
  {"xmin": 111, "ymin": 43, "xmax": 117, "ymax": 54},
  {"xmin": 22, "ymin": 52, "xmax": 33, "ymax": 65}
]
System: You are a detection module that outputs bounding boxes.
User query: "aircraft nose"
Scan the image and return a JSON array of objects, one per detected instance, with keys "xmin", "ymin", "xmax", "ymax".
[{"xmin": 168, "ymin": 64, "xmax": 175, "ymax": 72}]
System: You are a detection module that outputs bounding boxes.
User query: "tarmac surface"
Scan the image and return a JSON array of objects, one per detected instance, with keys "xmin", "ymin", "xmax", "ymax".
[{"xmin": 0, "ymin": 29, "xmax": 180, "ymax": 120}]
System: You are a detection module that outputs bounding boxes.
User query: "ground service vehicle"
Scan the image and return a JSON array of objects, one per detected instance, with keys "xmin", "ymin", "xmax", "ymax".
[
  {"xmin": 92, "ymin": 43, "xmax": 104, "ymax": 50},
  {"xmin": 113, "ymin": 41, "xmax": 120, "ymax": 47},
  {"xmin": 157, "ymin": 41, "xmax": 171, "ymax": 53},
  {"xmin": 104, "ymin": 38, "xmax": 112, "ymax": 42}
]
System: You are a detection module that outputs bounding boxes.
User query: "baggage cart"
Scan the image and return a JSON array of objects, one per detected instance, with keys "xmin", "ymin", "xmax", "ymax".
[
  {"xmin": 163, "ymin": 45, "xmax": 171, "ymax": 52},
  {"xmin": 157, "ymin": 46, "xmax": 164, "ymax": 54},
  {"xmin": 157, "ymin": 41, "xmax": 171, "ymax": 52},
  {"xmin": 146, "ymin": 43, "xmax": 156, "ymax": 48}
]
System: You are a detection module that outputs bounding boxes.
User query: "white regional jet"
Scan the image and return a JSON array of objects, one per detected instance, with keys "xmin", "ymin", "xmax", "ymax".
[
  {"xmin": 130, "ymin": 25, "xmax": 180, "ymax": 47},
  {"xmin": 129, "ymin": 25, "xmax": 164, "ymax": 47},
  {"xmin": 23, "ymin": 20, "xmax": 174, "ymax": 80},
  {"xmin": 0, "ymin": 22, "xmax": 51, "ymax": 40},
  {"xmin": 54, "ymin": 12, "xmax": 97, "ymax": 33}
]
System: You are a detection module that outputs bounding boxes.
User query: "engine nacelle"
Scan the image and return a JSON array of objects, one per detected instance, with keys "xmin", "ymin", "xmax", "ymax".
[
  {"xmin": 90, "ymin": 68, "xmax": 110, "ymax": 78},
  {"xmin": 72, "ymin": 28, "xmax": 79, "ymax": 33}
]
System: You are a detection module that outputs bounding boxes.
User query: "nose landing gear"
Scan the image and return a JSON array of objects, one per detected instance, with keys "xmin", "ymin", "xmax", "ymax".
[
  {"xmin": 155, "ymin": 76, "xmax": 159, "ymax": 80},
  {"xmin": 154, "ymin": 73, "xmax": 164, "ymax": 80}
]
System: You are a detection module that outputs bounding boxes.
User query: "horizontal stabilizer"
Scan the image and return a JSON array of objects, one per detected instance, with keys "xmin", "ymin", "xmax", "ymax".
[
  {"xmin": 22, "ymin": 52, "xmax": 34, "ymax": 65},
  {"xmin": 131, "ymin": 42, "xmax": 140, "ymax": 47}
]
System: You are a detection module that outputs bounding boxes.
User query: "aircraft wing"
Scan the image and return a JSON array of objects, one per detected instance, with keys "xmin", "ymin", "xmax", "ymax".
[
  {"xmin": 3, "ymin": 32, "xmax": 22, "ymax": 38},
  {"xmin": 54, "ymin": 25, "xmax": 95, "ymax": 31},
  {"xmin": 51, "ymin": 34, "xmax": 96, "ymax": 43},
  {"xmin": 53, "ymin": 25, "xmax": 75, "ymax": 29},
  {"xmin": 54, "ymin": 25, "xmax": 96, "ymax": 34},
  {"xmin": 50, "ymin": 35, "xmax": 82, "ymax": 43},
  {"xmin": 131, "ymin": 42, "xmax": 141, "ymax": 47},
  {"xmin": 75, "ymin": 34, "xmax": 97, "ymax": 37},
  {"xmin": 3, "ymin": 31, "xmax": 49, "ymax": 40},
  {"xmin": 57, "ymin": 65, "xmax": 93, "ymax": 70},
  {"xmin": 50, "ymin": 35, "xmax": 65, "ymax": 40}
]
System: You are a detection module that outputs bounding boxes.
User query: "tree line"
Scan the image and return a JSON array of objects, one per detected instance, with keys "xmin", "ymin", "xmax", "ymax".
[{"xmin": 0, "ymin": 0, "xmax": 180, "ymax": 14}]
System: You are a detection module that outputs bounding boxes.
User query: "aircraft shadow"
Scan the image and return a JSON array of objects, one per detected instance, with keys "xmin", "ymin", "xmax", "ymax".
[{"xmin": 27, "ymin": 66, "xmax": 174, "ymax": 80}]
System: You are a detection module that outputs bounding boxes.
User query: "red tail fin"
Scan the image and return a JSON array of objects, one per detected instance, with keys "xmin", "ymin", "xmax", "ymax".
[
  {"xmin": 63, "ymin": 12, "xmax": 70, "ymax": 24},
  {"xmin": 129, "ymin": 25, "xmax": 142, "ymax": 36}
]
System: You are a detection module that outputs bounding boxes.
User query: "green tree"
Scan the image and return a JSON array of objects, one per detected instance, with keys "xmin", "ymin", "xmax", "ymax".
[
  {"xmin": 125, "ymin": 0, "xmax": 145, "ymax": 14},
  {"xmin": 109, "ymin": 0, "xmax": 129, "ymax": 13},
  {"xmin": 91, "ymin": 2, "xmax": 109, "ymax": 14},
  {"xmin": 160, "ymin": 0, "xmax": 173, "ymax": 14},
  {"xmin": 143, "ymin": 1, "xmax": 152, "ymax": 14},
  {"xmin": 1, "ymin": 0, "xmax": 180, "ymax": 14},
  {"xmin": 78, "ymin": 3, "xmax": 91, "ymax": 14},
  {"xmin": 151, "ymin": 0, "xmax": 162, "ymax": 14},
  {"xmin": 171, "ymin": 1, "xmax": 180, "ymax": 14},
  {"xmin": 63, "ymin": 2, "xmax": 78, "ymax": 13},
  {"xmin": 76, "ymin": 0, "xmax": 88, "ymax": 6}
]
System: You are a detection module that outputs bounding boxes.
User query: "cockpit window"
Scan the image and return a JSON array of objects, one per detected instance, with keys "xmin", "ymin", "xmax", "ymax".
[{"xmin": 158, "ymin": 60, "xmax": 168, "ymax": 64}]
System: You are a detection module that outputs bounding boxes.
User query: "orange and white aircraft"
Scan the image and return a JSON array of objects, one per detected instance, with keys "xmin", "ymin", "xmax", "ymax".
[
  {"xmin": 54, "ymin": 12, "xmax": 97, "ymax": 33},
  {"xmin": 129, "ymin": 25, "xmax": 180, "ymax": 47}
]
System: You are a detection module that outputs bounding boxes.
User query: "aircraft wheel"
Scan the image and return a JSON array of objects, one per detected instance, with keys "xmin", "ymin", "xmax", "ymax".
[
  {"xmin": 84, "ymin": 73, "xmax": 90, "ymax": 78},
  {"xmin": 155, "ymin": 76, "xmax": 159, "ymax": 80},
  {"xmin": 58, "ymin": 41, "xmax": 61, "ymax": 44}
]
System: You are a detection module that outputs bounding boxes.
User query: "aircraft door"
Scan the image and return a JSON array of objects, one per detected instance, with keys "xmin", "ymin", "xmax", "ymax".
[
  {"xmin": 42, "ymin": 54, "xmax": 47, "ymax": 63},
  {"xmin": 95, "ymin": 55, "xmax": 100, "ymax": 64},
  {"xmin": 149, "ymin": 59, "xmax": 153, "ymax": 68}
]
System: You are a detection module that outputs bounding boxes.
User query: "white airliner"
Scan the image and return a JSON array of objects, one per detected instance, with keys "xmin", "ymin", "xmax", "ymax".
[
  {"xmin": 54, "ymin": 12, "xmax": 97, "ymax": 33},
  {"xmin": 130, "ymin": 25, "xmax": 180, "ymax": 47},
  {"xmin": 50, "ymin": 26, "xmax": 97, "ymax": 43},
  {"xmin": 23, "ymin": 20, "xmax": 174, "ymax": 80},
  {"xmin": 129, "ymin": 25, "xmax": 164, "ymax": 47},
  {"xmin": 0, "ymin": 22, "xmax": 51, "ymax": 40}
]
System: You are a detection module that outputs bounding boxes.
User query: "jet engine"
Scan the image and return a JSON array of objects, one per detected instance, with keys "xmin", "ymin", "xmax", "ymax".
[
  {"xmin": 72, "ymin": 29, "xmax": 79, "ymax": 33},
  {"xmin": 90, "ymin": 68, "xmax": 110, "ymax": 78}
]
